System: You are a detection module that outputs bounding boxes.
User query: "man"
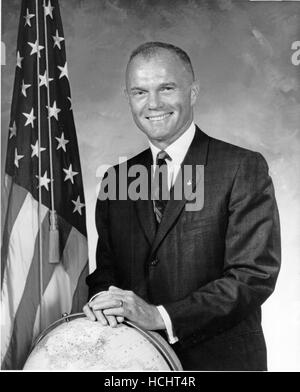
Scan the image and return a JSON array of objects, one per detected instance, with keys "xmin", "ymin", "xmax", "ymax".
[{"xmin": 83, "ymin": 42, "xmax": 281, "ymax": 370}]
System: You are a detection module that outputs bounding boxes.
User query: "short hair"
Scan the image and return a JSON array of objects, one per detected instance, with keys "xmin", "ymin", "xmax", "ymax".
[{"xmin": 127, "ymin": 41, "xmax": 195, "ymax": 80}]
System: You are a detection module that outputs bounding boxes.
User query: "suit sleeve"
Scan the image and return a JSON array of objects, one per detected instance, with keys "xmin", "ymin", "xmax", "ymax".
[
  {"xmin": 163, "ymin": 152, "xmax": 281, "ymax": 341},
  {"xmin": 85, "ymin": 172, "xmax": 117, "ymax": 300}
]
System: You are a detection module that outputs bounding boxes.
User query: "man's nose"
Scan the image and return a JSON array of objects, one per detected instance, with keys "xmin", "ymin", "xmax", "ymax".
[{"xmin": 147, "ymin": 92, "xmax": 162, "ymax": 109}]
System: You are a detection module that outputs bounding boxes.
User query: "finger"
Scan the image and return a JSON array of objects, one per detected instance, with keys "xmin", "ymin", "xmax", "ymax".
[
  {"xmin": 94, "ymin": 309, "xmax": 108, "ymax": 326},
  {"xmin": 83, "ymin": 303, "xmax": 96, "ymax": 321},
  {"xmin": 106, "ymin": 315, "xmax": 117, "ymax": 328},
  {"xmin": 116, "ymin": 316, "xmax": 124, "ymax": 323},
  {"xmin": 103, "ymin": 307, "xmax": 124, "ymax": 317},
  {"xmin": 92, "ymin": 298, "xmax": 123, "ymax": 311},
  {"xmin": 108, "ymin": 286, "xmax": 124, "ymax": 294},
  {"xmin": 89, "ymin": 292, "xmax": 112, "ymax": 306},
  {"xmin": 108, "ymin": 287, "xmax": 136, "ymax": 302}
]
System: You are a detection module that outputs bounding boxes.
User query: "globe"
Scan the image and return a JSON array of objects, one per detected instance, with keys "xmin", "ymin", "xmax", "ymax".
[{"xmin": 23, "ymin": 314, "xmax": 182, "ymax": 370}]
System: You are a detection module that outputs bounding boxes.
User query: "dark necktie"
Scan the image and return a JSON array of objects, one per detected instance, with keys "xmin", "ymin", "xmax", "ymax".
[{"xmin": 152, "ymin": 150, "xmax": 171, "ymax": 224}]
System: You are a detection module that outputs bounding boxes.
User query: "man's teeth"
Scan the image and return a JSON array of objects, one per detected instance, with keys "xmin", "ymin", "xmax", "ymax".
[{"xmin": 147, "ymin": 113, "xmax": 172, "ymax": 121}]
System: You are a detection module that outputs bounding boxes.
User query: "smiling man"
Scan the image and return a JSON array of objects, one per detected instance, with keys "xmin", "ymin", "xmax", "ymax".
[
  {"xmin": 83, "ymin": 42, "xmax": 281, "ymax": 371},
  {"xmin": 125, "ymin": 45, "xmax": 198, "ymax": 149}
]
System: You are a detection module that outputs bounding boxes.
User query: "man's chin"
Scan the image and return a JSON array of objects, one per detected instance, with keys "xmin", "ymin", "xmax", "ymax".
[{"xmin": 147, "ymin": 130, "xmax": 169, "ymax": 143}]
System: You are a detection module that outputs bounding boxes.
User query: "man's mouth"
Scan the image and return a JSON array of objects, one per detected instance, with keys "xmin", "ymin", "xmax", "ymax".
[{"xmin": 146, "ymin": 112, "xmax": 173, "ymax": 121}]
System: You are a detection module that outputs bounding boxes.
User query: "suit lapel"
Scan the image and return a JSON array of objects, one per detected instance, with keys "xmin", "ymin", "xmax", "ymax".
[{"xmin": 148, "ymin": 127, "xmax": 209, "ymax": 260}]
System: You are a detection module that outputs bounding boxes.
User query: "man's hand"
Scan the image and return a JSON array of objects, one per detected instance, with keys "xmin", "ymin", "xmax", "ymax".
[
  {"xmin": 85, "ymin": 286, "xmax": 165, "ymax": 330},
  {"xmin": 83, "ymin": 292, "xmax": 124, "ymax": 327}
]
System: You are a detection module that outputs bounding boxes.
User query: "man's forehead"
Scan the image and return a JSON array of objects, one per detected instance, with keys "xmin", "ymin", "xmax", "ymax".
[
  {"xmin": 130, "ymin": 51, "xmax": 183, "ymax": 70},
  {"xmin": 131, "ymin": 62, "xmax": 169, "ymax": 80},
  {"xmin": 126, "ymin": 51, "xmax": 190, "ymax": 83}
]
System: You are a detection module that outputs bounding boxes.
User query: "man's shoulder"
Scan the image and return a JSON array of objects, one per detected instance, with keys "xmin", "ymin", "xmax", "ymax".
[
  {"xmin": 206, "ymin": 131, "xmax": 263, "ymax": 163},
  {"xmin": 203, "ymin": 132, "xmax": 269, "ymax": 178}
]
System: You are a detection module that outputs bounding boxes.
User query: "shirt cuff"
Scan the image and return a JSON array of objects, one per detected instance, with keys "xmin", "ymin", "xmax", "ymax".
[{"xmin": 157, "ymin": 305, "xmax": 179, "ymax": 344}]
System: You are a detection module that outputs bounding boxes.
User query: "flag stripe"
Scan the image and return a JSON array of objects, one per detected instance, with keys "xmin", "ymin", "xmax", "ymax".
[
  {"xmin": 1, "ymin": 192, "xmax": 48, "ymax": 366},
  {"xmin": 1, "ymin": 175, "xmax": 13, "ymax": 238},
  {"xmin": 32, "ymin": 264, "xmax": 73, "ymax": 343},
  {"xmin": 32, "ymin": 227, "xmax": 88, "ymax": 342},
  {"xmin": 1, "ymin": 208, "xmax": 77, "ymax": 369},
  {"xmin": 1, "ymin": 181, "xmax": 30, "ymax": 285},
  {"xmin": 62, "ymin": 226, "xmax": 88, "ymax": 297},
  {"xmin": 1, "ymin": 207, "xmax": 50, "ymax": 369},
  {"xmin": 71, "ymin": 262, "xmax": 89, "ymax": 314}
]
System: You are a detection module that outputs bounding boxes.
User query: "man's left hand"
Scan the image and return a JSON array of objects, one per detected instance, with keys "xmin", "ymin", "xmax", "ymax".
[{"xmin": 89, "ymin": 286, "xmax": 165, "ymax": 330}]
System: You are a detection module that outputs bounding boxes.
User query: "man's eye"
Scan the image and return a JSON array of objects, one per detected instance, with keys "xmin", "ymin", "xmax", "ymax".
[
  {"xmin": 161, "ymin": 86, "xmax": 173, "ymax": 92},
  {"xmin": 133, "ymin": 91, "xmax": 145, "ymax": 96}
]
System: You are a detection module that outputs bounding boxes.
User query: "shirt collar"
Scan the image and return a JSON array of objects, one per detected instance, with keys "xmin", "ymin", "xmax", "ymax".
[{"xmin": 149, "ymin": 122, "xmax": 196, "ymax": 165}]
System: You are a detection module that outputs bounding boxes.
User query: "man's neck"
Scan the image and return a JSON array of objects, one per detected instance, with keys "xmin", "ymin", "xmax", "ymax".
[
  {"xmin": 149, "ymin": 122, "xmax": 196, "ymax": 166},
  {"xmin": 149, "ymin": 121, "xmax": 195, "ymax": 151}
]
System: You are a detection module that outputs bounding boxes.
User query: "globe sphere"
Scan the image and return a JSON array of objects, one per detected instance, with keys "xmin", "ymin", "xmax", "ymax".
[{"xmin": 23, "ymin": 314, "xmax": 182, "ymax": 370}]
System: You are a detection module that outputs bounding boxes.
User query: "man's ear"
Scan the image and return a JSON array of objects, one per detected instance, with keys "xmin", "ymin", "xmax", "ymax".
[
  {"xmin": 124, "ymin": 88, "xmax": 129, "ymax": 102},
  {"xmin": 190, "ymin": 80, "xmax": 200, "ymax": 106}
]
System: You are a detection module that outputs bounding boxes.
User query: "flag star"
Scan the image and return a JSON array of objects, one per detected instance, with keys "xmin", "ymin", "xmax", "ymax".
[
  {"xmin": 44, "ymin": 0, "xmax": 54, "ymax": 19},
  {"xmin": 47, "ymin": 101, "xmax": 61, "ymax": 120},
  {"xmin": 22, "ymin": 108, "xmax": 36, "ymax": 127},
  {"xmin": 21, "ymin": 80, "xmax": 31, "ymax": 97},
  {"xmin": 28, "ymin": 40, "xmax": 44, "ymax": 57},
  {"xmin": 72, "ymin": 196, "xmax": 85, "ymax": 215},
  {"xmin": 67, "ymin": 97, "xmax": 72, "ymax": 110},
  {"xmin": 9, "ymin": 122, "xmax": 17, "ymax": 138},
  {"xmin": 52, "ymin": 29, "xmax": 64, "ymax": 49},
  {"xmin": 31, "ymin": 141, "xmax": 46, "ymax": 158},
  {"xmin": 24, "ymin": 8, "xmax": 35, "ymax": 27},
  {"xmin": 16, "ymin": 51, "xmax": 23, "ymax": 68},
  {"xmin": 55, "ymin": 132, "xmax": 69, "ymax": 152},
  {"xmin": 39, "ymin": 71, "xmax": 53, "ymax": 87},
  {"xmin": 14, "ymin": 148, "xmax": 24, "ymax": 168},
  {"xmin": 57, "ymin": 62, "xmax": 69, "ymax": 80},
  {"xmin": 36, "ymin": 171, "xmax": 51, "ymax": 191},
  {"xmin": 63, "ymin": 164, "xmax": 78, "ymax": 184}
]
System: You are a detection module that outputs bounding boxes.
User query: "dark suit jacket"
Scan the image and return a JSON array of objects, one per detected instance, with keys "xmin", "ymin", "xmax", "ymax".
[{"xmin": 86, "ymin": 127, "xmax": 281, "ymax": 371}]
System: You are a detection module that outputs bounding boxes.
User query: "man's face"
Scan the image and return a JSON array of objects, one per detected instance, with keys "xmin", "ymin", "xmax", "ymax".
[{"xmin": 126, "ymin": 51, "xmax": 199, "ymax": 148}]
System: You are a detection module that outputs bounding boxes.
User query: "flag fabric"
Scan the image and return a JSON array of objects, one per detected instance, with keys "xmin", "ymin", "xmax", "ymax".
[{"xmin": 1, "ymin": 0, "xmax": 89, "ymax": 369}]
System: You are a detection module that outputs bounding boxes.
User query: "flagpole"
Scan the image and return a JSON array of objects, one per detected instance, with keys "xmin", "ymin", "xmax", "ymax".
[
  {"xmin": 35, "ymin": 0, "xmax": 44, "ymax": 333},
  {"xmin": 43, "ymin": 0, "xmax": 59, "ymax": 264}
]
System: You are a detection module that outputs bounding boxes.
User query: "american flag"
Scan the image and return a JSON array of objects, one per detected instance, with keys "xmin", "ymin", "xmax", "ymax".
[{"xmin": 1, "ymin": 0, "xmax": 89, "ymax": 369}]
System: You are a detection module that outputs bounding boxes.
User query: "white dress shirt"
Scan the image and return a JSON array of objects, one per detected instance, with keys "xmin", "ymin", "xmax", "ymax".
[
  {"xmin": 149, "ymin": 122, "xmax": 196, "ymax": 191},
  {"xmin": 149, "ymin": 122, "xmax": 196, "ymax": 344}
]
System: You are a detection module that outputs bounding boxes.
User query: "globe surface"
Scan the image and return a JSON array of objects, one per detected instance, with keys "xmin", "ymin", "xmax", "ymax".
[{"xmin": 23, "ymin": 316, "xmax": 182, "ymax": 370}]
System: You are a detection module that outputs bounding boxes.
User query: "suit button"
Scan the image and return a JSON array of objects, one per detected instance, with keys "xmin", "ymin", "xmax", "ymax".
[{"xmin": 150, "ymin": 258, "xmax": 159, "ymax": 266}]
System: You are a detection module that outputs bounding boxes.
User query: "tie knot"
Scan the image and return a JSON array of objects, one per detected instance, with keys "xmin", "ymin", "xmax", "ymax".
[{"xmin": 156, "ymin": 150, "xmax": 171, "ymax": 165}]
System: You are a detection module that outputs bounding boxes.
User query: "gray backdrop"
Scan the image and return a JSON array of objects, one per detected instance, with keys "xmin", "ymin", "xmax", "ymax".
[{"xmin": 2, "ymin": 0, "xmax": 300, "ymax": 371}]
